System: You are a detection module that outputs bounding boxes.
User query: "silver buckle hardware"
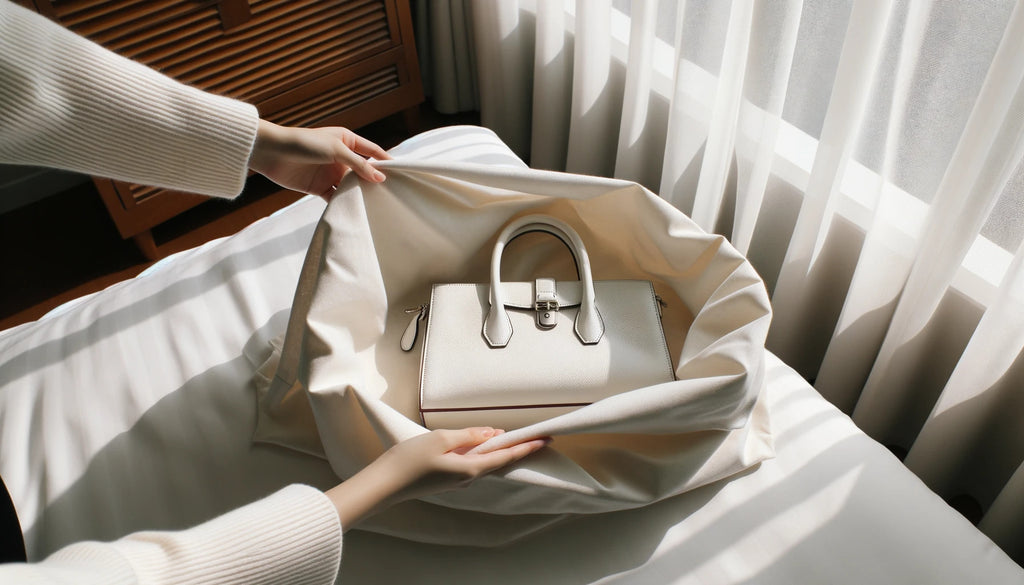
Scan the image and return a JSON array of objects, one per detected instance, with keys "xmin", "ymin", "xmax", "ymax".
[
  {"xmin": 536, "ymin": 301, "xmax": 559, "ymax": 329},
  {"xmin": 535, "ymin": 278, "xmax": 559, "ymax": 329}
]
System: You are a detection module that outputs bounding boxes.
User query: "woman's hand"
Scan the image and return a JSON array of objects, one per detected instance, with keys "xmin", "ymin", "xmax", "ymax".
[
  {"xmin": 326, "ymin": 428, "xmax": 549, "ymax": 531},
  {"xmin": 375, "ymin": 428, "xmax": 549, "ymax": 502},
  {"xmin": 248, "ymin": 120, "xmax": 391, "ymax": 199}
]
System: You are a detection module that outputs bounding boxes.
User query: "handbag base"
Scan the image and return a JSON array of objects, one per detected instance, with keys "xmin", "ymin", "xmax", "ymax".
[{"xmin": 422, "ymin": 404, "xmax": 584, "ymax": 431}]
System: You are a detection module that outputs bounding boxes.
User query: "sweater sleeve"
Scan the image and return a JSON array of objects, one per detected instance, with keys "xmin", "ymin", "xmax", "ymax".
[
  {"xmin": 0, "ymin": 484, "xmax": 343, "ymax": 585},
  {"xmin": 0, "ymin": 0, "xmax": 259, "ymax": 199}
]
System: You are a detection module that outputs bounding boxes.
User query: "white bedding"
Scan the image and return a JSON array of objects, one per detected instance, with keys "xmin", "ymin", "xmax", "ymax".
[{"xmin": 0, "ymin": 126, "xmax": 1020, "ymax": 583}]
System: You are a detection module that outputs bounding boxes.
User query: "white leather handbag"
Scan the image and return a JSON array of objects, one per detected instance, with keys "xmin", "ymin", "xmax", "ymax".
[{"xmin": 403, "ymin": 214, "xmax": 676, "ymax": 430}]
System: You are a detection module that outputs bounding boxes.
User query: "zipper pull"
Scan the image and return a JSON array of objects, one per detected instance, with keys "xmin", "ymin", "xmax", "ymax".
[
  {"xmin": 655, "ymin": 295, "xmax": 667, "ymax": 319},
  {"xmin": 401, "ymin": 304, "xmax": 428, "ymax": 352}
]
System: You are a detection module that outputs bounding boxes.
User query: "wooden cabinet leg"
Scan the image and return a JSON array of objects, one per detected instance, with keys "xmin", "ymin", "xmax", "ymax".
[
  {"xmin": 402, "ymin": 105, "xmax": 421, "ymax": 134},
  {"xmin": 132, "ymin": 230, "xmax": 160, "ymax": 261}
]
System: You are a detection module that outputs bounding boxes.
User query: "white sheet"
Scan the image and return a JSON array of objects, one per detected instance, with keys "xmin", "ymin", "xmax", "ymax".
[{"xmin": 0, "ymin": 126, "xmax": 1020, "ymax": 583}]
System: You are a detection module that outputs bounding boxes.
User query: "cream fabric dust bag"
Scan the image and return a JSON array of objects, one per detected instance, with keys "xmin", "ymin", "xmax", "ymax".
[{"xmin": 253, "ymin": 126, "xmax": 774, "ymax": 546}]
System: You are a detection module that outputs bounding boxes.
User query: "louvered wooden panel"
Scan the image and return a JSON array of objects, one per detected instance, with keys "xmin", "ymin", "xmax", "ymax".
[
  {"xmin": 90, "ymin": 5, "xmax": 224, "ymax": 54},
  {"xmin": 271, "ymin": 67, "xmax": 400, "ymax": 127},
  {"xmin": 32, "ymin": 0, "xmax": 423, "ymax": 258},
  {"xmin": 51, "ymin": 0, "xmax": 394, "ymax": 105},
  {"xmin": 177, "ymin": 7, "xmax": 391, "ymax": 101},
  {"xmin": 53, "ymin": 0, "xmax": 220, "ymax": 41}
]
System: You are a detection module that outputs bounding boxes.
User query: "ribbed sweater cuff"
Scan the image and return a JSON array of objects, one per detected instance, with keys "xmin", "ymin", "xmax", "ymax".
[
  {"xmin": 0, "ymin": 1, "xmax": 259, "ymax": 198},
  {"xmin": 44, "ymin": 485, "xmax": 343, "ymax": 585},
  {"xmin": 113, "ymin": 485, "xmax": 341, "ymax": 585}
]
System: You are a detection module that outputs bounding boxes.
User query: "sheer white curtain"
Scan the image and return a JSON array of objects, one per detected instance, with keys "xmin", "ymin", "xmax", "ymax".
[{"xmin": 419, "ymin": 0, "xmax": 1024, "ymax": 562}]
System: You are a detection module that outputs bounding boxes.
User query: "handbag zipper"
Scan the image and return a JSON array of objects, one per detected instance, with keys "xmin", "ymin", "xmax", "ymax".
[{"xmin": 401, "ymin": 304, "xmax": 429, "ymax": 351}]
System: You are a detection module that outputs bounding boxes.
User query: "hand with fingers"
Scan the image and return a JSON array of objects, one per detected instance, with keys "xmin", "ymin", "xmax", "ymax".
[
  {"xmin": 326, "ymin": 427, "xmax": 550, "ymax": 531},
  {"xmin": 248, "ymin": 119, "xmax": 392, "ymax": 199}
]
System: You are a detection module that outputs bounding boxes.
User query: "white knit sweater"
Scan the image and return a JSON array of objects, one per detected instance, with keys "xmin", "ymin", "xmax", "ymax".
[
  {"xmin": 3, "ymin": 485, "xmax": 342, "ymax": 585},
  {"xmin": 0, "ymin": 2, "xmax": 343, "ymax": 583},
  {"xmin": 0, "ymin": 0, "xmax": 257, "ymax": 198}
]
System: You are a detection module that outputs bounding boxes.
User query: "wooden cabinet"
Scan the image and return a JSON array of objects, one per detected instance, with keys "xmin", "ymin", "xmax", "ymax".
[{"xmin": 28, "ymin": 0, "xmax": 423, "ymax": 258}]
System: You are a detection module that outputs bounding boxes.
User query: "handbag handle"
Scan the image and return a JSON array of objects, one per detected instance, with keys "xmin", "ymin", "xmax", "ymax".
[{"xmin": 483, "ymin": 215, "xmax": 604, "ymax": 347}]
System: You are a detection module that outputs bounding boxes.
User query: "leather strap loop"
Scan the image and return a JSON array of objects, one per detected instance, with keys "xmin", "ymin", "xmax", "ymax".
[{"xmin": 484, "ymin": 215, "xmax": 604, "ymax": 347}]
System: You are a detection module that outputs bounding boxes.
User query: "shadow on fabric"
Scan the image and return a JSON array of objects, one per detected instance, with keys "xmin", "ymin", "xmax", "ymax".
[{"xmin": 22, "ymin": 317, "xmax": 339, "ymax": 560}]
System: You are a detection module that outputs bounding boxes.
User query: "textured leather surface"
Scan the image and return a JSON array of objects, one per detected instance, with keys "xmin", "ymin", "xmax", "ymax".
[{"xmin": 421, "ymin": 279, "xmax": 674, "ymax": 429}]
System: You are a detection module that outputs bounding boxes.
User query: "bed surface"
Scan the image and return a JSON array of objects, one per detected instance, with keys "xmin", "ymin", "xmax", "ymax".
[{"xmin": 0, "ymin": 126, "xmax": 1020, "ymax": 583}]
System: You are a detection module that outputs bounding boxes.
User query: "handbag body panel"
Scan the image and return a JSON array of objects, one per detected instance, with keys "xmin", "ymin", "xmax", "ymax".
[{"xmin": 419, "ymin": 279, "xmax": 675, "ymax": 429}]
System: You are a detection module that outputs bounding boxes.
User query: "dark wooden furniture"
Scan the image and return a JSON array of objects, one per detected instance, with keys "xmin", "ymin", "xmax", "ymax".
[
  {"xmin": 0, "ymin": 475, "xmax": 25, "ymax": 564},
  {"xmin": 28, "ymin": 0, "xmax": 423, "ymax": 259}
]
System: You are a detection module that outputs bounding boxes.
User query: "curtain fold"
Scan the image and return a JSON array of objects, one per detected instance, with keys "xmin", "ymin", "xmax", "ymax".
[
  {"xmin": 686, "ymin": 0, "xmax": 752, "ymax": 232},
  {"xmin": 415, "ymin": 0, "xmax": 479, "ymax": 114},
  {"xmin": 905, "ymin": 236, "xmax": 1024, "ymax": 527},
  {"xmin": 766, "ymin": 0, "xmax": 895, "ymax": 377},
  {"xmin": 428, "ymin": 0, "xmax": 1024, "ymax": 563},
  {"xmin": 566, "ymin": 0, "xmax": 623, "ymax": 175},
  {"xmin": 612, "ymin": 0, "xmax": 660, "ymax": 187},
  {"xmin": 851, "ymin": 3, "xmax": 1024, "ymax": 449},
  {"xmin": 531, "ymin": 0, "xmax": 572, "ymax": 169},
  {"xmin": 728, "ymin": 1, "xmax": 802, "ymax": 256}
]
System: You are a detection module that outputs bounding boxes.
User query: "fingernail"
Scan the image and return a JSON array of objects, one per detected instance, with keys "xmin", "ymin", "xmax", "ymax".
[
  {"xmin": 482, "ymin": 428, "xmax": 495, "ymax": 438},
  {"xmin": 372, "ymin": 170, "xmax": 385, "ymax": 182}
]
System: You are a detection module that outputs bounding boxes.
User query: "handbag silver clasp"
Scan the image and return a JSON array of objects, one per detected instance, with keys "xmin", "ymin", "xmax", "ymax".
[
  {"xmin": 535, "ymin": 277, "xmax": 559, "ymax": 329},
  {"xmin": 535, "ymin": 300, "xmax": 559, "ymax": 329}
]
